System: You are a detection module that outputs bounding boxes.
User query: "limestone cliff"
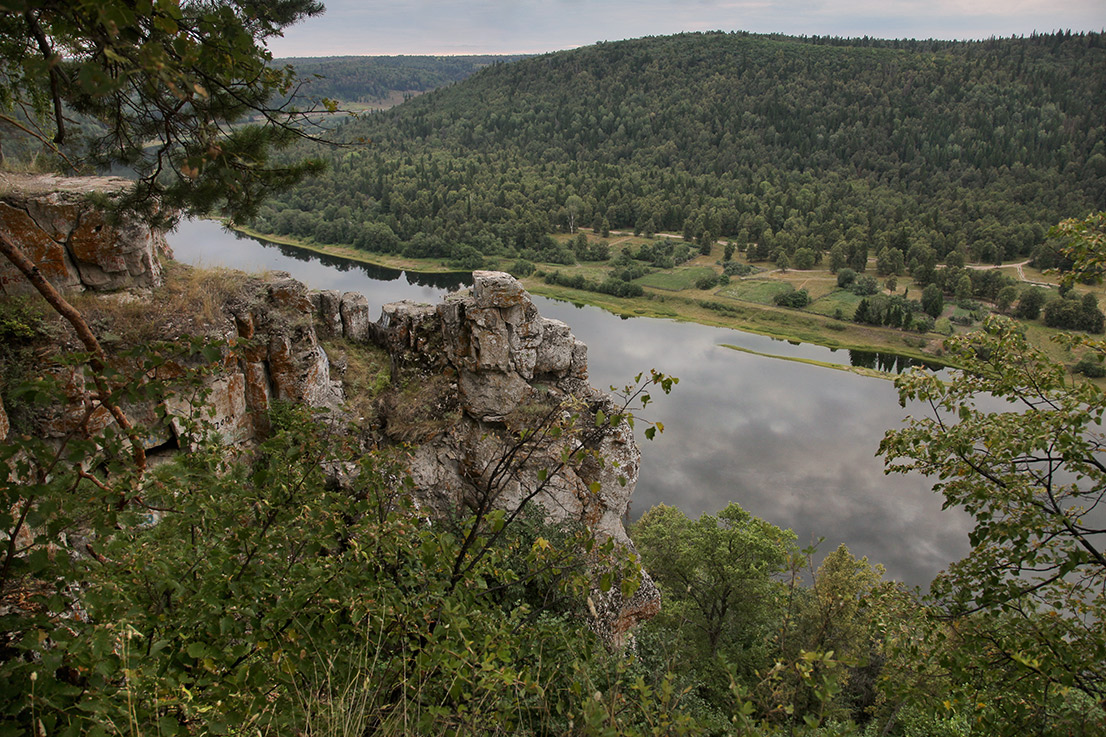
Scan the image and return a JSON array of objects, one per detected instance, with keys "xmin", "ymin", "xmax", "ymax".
[
  {"xmin": 0, "ymin": 173, "xmax": 167, "ymax": 294},
  {"xmin": 0, "ymin": 176, "xmax": 659, "ymax": 643}
]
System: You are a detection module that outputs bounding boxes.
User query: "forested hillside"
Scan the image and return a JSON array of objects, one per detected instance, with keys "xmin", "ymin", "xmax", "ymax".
[
  {"xmin": 279, "ymin": 54, "xmax": 524, "ymax": 104},
  {"xmin": 254, "ymin": 31, "xmax": 1106, "ymax": 268}
]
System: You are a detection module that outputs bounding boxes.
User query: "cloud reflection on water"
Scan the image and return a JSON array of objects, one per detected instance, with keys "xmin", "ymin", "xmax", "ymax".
[{"xmin": 171, "ymin": 219, "xmax": 973, "ymax": 587}]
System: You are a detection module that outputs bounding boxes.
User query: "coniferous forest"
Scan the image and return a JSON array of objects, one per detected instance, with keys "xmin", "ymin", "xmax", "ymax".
[
  {"xmin": 278, "ymin": 54, "xmax": 525, "ymax": 105},
  {"xmin": 253, "ymin": 32, "xmax": 1106, "ymax": 271}
]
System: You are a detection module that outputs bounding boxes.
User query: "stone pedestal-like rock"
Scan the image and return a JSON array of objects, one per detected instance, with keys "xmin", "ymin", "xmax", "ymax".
[
  {"xmin": 370, "ymin": 271, "xmax": 659, "ymax": 644},
  {"xmin": 339, "ymin": 292, "xmax": 371, "ymax": 342}
]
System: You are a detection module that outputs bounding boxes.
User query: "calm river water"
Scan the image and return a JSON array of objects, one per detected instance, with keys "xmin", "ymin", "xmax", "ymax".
[{"xmin": 169, "ymin": 219, "xmax": 973, "ymax": 586}]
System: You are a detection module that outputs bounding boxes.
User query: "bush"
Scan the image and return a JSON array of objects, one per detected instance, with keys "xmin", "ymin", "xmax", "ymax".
[
  {"xmin": 1015, "ymin": 287, "xmax": 1047, "ymax": 320},
  {"xmin": 1043, "ymin": 295, "xmax": 1106, "ymax": 334},
  {"xmin": 792, "ymin": 247, "xmax": 817, "ymax": 270},
  {"xmin": 851, "ymin": 275, "xmax": 879, "ymax": 296},
  {"xmin": 773, "ymin": 288, "xmax": 812, "ymax": 308},
  {"xmin": 1074, "ymin": 354, "xmax": 1106, "ymax": 378},
  {"xmin": 724, "ymin": 261, "xmax": 755, "ymax": 277},
  {"xmin": 510, "ymin": 259, "xmax": 536, "ymax": 277}
]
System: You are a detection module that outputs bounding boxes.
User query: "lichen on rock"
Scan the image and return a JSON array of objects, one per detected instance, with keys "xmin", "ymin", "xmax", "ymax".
[{"xmin": 0, "ymin": 173, "xmax": 168, "ymax": 295}]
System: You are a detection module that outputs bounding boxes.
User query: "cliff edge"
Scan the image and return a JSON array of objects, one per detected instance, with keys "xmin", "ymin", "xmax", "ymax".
[{"xmin": 0, "ymin": 176, "xmax": 659, "ymax": 644}]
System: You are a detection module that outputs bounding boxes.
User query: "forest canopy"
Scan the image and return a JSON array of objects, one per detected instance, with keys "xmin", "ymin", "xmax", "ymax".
[{"xmin": 252, "ymin": 31, "xmax": 1106, "ymax": 268}]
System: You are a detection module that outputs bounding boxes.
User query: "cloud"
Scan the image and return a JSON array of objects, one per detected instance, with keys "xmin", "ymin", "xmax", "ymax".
[{"xmin": 270, "ymin": 0, "xmax": 1103, "ymax": 56}]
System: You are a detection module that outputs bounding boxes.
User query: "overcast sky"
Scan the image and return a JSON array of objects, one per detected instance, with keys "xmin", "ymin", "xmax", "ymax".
[{"xmin": 269, "ymin": 0, "xmax": 1106, "ymax": 57}]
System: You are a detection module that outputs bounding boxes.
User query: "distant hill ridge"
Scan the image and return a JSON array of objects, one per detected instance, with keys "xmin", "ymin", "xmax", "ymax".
[
  {"xmin": 276, "ymin": 54, "xmax": 527, "ymax": 104},
  {"xmin": 255, "ymin": 31, "xmax": 1106, "ymax": 267}
]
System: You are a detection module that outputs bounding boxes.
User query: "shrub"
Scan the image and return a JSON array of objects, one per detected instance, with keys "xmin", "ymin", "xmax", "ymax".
[
  {"xmin": 773, "ymin": 288, "xmax": 812, "ymax": 308},
  {"xmin": 696, "ymin": 274, "xmax": 720, "ymax": 290},
  {"xmin": 510, "ymin": 259, "xmax": 536, "ymax": 277},
  {"xmin": 851, "ymin": 275, "xmax": 879, "ymax": 296},
  {"xmin": 836, "ymin": 268, "xmax": 857, "ymax": 288},
  {"xmin": 1074, "ymin": 354, "xmax": 1106, "ymax": 378},
  {"xmin": 724, "ymin": 261, "xmax": 755, "ymax": 277}
]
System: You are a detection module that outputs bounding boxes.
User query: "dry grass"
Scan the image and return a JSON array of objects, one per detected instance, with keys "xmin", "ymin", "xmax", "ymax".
[
  {"xmin": 381, "ymin": 372, "xmax": 460, "ymax": 444},
  {"xmin": 321, "ymin": 337, "xmax": 392, "ymax": 423},
  {"xmin": 65, "ymin": 262, "xmax": 246, "ymax": 346}
]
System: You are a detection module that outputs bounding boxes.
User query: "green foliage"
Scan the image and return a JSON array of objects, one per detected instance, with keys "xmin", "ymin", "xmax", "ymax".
[
  {"xmin": 1014, "ymin": 285, "xmax": 1047, "ymax": 319},
  {"xmin": 1, "ymin": 354, "xmax": 689, "ymax": 735},
  {"xmin": 252, "ymin": 32, "xmax": 1105, "ymax": 267},
  {"xmin": 880, "ymin": 316, "xmax": 1106, "ymax": 734},
  {"xmin": 773, "ymin": 288, "xmax": 812, "ymax": 308},
  {"xmin": 282, "ymin": 54, "xmax": 525, "ymax": 105},
  {"xmin": 2, "ymin": 407, "xmax": 614, "ymax": 734},
  {"xmin": 853, "ymin": 294, "xmax": 918, "ymax": 329},
  {"xmin": 995, "ymin": 284, "xmax": 1018, "ymax": 313},
  {"xmin": 695, "ymin": 273, "xmax": 720, "ymax": 290},
  {"xmin": 633, "ymin": 503, "xmax": 795, "ymax": 706},
  {"xmin": 920, "ymin": 284, "xmax": 944, "ymax": 318},
  {"xmin": 0, "ymin": 296, "xmax": 43, "ymax": 342},
  {"xmin": 850, "ymin": 275, "xmax": 879, "ymax": 296},
  {"xmin": 875, "ymin": 247, "xmax": 904, "ymax": 277},
  {"xmin": 1073, "ymin": 352, "xmax": 1106, "ymax": 377},
  {"xmin": 1042, "ymin": 291, "xmax": 1105, "ymax": 333},
  {"xmin": 510, "ymin": 258, "xmax": 537, "ymax": 277},
  {"xmin": 724, "ymin": 260, "xmax": 755, "ymax": 277},
  {"xmin": 0, "ymin": 0, "xmax": 326, "ymax": 224},
  {"xmin": 544, "ymin": 269, "xmax": 644, "ymax": 298},
  {"xmin": 1048, "ymin": 211, "xmax": 1106, "ymax": 284}
]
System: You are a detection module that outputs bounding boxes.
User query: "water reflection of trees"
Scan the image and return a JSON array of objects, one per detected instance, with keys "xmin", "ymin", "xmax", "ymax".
[
  {"xmin": 406, "ymin": 270, "xmax": 470, "ymax": 291},
  {"xmin": 849, "ymin": 349, "xmax": 943, "ymax": 374},
  {"xmin": 244, "ymin": 232, "xmax": 471, "ymax": 290}
]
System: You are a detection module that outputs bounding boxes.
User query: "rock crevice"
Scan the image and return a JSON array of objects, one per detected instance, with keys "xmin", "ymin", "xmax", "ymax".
[{"xmin": 0, "ymin": 174, "xmax": 167, "ymax": 295}]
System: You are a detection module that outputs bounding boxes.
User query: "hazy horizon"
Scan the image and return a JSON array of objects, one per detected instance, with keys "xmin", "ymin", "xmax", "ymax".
[{"xmin": 268, "ymin": 0, "xmax": 1105, "ymax": 57}]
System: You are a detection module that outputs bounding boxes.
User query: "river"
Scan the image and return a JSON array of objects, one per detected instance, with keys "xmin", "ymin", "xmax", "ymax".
[{"xmin": 169, "ymin": 218, "xmax": 973, "ymax": 586}]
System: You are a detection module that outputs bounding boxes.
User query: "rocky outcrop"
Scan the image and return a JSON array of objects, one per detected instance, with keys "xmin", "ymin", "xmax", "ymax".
[
  {"xmin": 23, "ymin": 270, "xmax": 346, "ymax": 453},
  {"xmin": 371, "ymin": 271, "xmax": 658, "ymax": 644},
  {"xmin": 4, "ymin": 196, "xmax": 657, "ymax": 643},
  {"xmin": 0, "ymin": 173, "xmax": 167, "ymax": 295}
]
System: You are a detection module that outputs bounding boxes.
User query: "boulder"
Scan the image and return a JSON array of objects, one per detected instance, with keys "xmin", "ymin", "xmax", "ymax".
[
  {"xmin": 0, "ymin": 202, "xmax": 82, "ymax": 292},
  {"xmin": 534, "ymin": 318, "xmax": 574, "ymax": 377},
  {"xmin": 457, "ymin": 369, "xmax": 533, "ymax": 422},
  {"xmin": 166, "ymin": 372, "xmax": 251, "ymax": 447},
  {"xmin": 472, "ymin": 269, "xmax": 530, "ymax": 308},
  {"xmin": 312, "ymin": 290, "xmax": 344, "ymax": 338}
]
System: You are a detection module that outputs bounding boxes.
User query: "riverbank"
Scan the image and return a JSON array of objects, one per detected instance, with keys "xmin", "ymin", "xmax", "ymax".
[{"xmin": 231, "ymin": 224, "xmax": 959, "ymax": 366}]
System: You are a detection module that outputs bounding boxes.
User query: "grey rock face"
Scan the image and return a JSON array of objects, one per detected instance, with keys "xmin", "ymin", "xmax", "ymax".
[
  {"xmin": 0, "ymin": 173, "xmax": 166, "ymax": 295},
  {"xmin": 371, "ymin": 271, "xmax": 658, "ymax": 644},
  {"xmin": 339, "ymin": 292, "xmax": 371, "ymax": 342},
  {"xmin": 312, "ymin": 290, "xmax": 344, "ymax": 339}
]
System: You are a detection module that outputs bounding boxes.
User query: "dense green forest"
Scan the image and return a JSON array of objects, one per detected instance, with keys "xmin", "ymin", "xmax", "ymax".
[
  {"xmin": 279, "ymin": 54, "xmax": 525, "ymax": 104},
  {"xmin": 253, "ymin": 31, "xmax": 1106, "ymax": 273}
]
